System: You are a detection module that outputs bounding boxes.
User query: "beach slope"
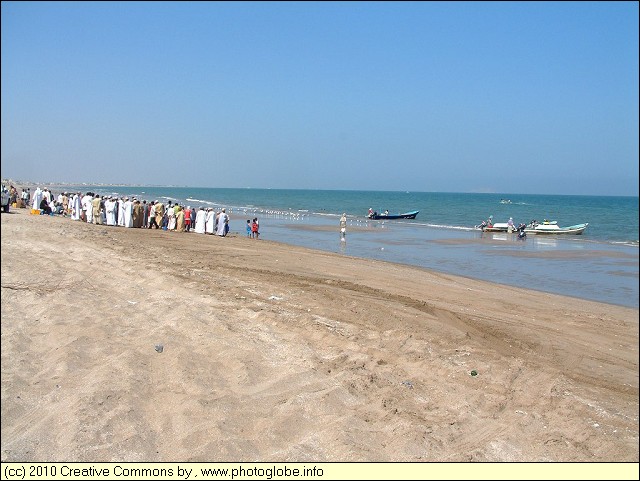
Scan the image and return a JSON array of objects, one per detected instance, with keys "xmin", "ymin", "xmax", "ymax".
[{"xmin": 1, "ymin": 209, "xmax": 638, "ymax": 462}]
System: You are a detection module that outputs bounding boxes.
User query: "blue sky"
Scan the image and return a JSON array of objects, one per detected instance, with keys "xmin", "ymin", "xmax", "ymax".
[{"xmin": 2, "ymin": 1, "xmax": 638, "ymax": 195}]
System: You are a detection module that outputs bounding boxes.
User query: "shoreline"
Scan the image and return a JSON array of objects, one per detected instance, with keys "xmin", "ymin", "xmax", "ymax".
[
  {"xmin": 4, "ymin": 178, "xmax": 638, "ymax": 245},
  {"xmin": 272, "ymin": 218, "xmax": 638, "ymax": 309},
  {"xmin": 1, "ymin": 207, "xmax": 638, "ymax": 462},
  {"xmin": 3, "ymin": 180, "xmax": 638, "ymax": 307}
]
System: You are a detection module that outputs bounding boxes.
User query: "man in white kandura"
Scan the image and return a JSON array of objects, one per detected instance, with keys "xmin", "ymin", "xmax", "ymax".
[
  {"xmin": 105, "ymin": 197, "xmax": 117, "ymax": 226},
  {"xmin": 32, "ymin": 186, "xmax": 43, "ymax": 211},
  {"xmin": 123, "ymin": 197, "xmax": 134, "ymax": 228},
  {"xmin": 117, "ymin": 197, "xmax": 125, "ymax": 226},
  {"xmin": 70, "ymin": 192, "xmax": 82, "ymax": 221},
  {"xmin": 194, "ymin": 207, "xmax": 207, "ymax": 234},
  {"xmin": 82, "ymin": 193, "xmax": 94, "ymax": 223},
  {"xmin": 216, "ymin": 208, "xmax": 228, "ymax": 236},
  {"xmin": 205, "ymin": 208, "xmax": 215, "ymax": 234}
]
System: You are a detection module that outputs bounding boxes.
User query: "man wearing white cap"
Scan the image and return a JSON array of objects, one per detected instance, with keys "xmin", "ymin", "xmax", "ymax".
[
  {"xmin": 82, "ymin": 192, "xmax": 94, "ymax": 223},
  {"xmin": 216, "ymin": 208, "xmax": 229, "ymax": 237},
  {"xmin": 117, "ymin": 197, "xmax": 126, "ymax": 226},
  {"xmin": 205, "ymin": 208, "xmax": 215, "ymax": 234},
  {"xmin": 32, "ymin": 186, "xmax": 43, "ymax": 211},
  {"xmin": 194, "ymin": 207, "xmax": 206, "ymax": 234},
  {"xmin": 70, "ymin": 192, "xmax": 82, "ymax": 221},
  {"xmin": 105, "ymin": 196, "xmax": 117, "ymax": 226},
  {"xmin": 123, "ymin": 197, "xmax": 134, "ymax": 227}
]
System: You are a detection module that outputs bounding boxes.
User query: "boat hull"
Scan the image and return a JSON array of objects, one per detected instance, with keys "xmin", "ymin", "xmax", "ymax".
[
  {"xmin": 525, "ymin": 223, "xmax": 588, "ymax": 235},
  {"xmin": 481, "ymin": 222, "xmax": 512, "ymax": 232}
]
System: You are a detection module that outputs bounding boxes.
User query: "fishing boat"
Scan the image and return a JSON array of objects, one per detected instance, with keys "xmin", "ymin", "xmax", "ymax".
[
  {"xmin": 525, "ymin": 222, "xmax": 589, "ymax": 235},
  {"xmin": 477, "ymin": 217, "xmax": 517, "ymax": 232},
  {"xmin": 481, "ymin": 222, "xmax": 511, "ymax": 232},
  {"xmin": 368, "ymin": 210, "xmax": 419, "ymax": 220}
]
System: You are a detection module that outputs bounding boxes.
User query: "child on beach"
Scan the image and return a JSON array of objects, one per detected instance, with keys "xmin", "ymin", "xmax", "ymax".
[
  {"xmin": 251, "ymin": 218, "xmax": 259, "ymax": 239},
  {"xmin": 246, "ymin": 220, "xmax": 252, "ymax": 237}
]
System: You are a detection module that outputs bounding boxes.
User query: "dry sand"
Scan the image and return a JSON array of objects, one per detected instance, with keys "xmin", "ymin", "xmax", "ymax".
[{"xmin": 1, "ymin": 207, "xmax": 638, "ymax": 462}]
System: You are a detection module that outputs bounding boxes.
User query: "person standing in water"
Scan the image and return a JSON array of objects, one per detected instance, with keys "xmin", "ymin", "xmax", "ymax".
[{"xmin": 340, "ymin": 213, "xmax": 347, "ymax": 241}]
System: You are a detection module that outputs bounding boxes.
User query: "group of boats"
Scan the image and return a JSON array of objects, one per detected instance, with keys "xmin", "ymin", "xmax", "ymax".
[
  {"xmin": 477, "ymin": 218, "xmax": 589, "ymax": 235},
  {"xmin": 363, "ymin": 209, "xmax": 589, "ymax": 236}
]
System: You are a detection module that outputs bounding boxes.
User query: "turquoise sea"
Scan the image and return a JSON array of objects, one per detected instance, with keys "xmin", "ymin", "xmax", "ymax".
[{"xmin": 62, "ymin": 186, "xmax": 639, "ymax": 308}]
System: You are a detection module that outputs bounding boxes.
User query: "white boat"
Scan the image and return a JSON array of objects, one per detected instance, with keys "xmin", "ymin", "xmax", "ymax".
[
  {"xmin": 481, "ymin": 222, "xmax": 512, "ymax": 232},
  {"xmin": 525, "ymin": 222, "xmax": 589, "ymax": 235},
  {"xmin": 478, "ymin": 218, "xmax": 519, "ymax": 232}
]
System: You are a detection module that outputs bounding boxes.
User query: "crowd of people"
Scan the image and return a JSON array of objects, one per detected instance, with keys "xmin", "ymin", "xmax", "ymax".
[
  {"xmin": 2, "ymin": 184, "xmax": 28, "ymax": 208},
  {"xmin": 19, "ymin": 185, "xmax": 249, "ymax": 237}
]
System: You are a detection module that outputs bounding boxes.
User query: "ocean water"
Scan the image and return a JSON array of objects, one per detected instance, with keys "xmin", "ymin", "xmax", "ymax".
[{"xmin": 62, "ymin": 186, "xmax": 639, "ymax": 308}]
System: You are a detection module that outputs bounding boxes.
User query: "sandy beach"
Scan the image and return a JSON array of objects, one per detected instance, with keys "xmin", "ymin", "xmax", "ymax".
[{"xmin": 1, "ymin": 206, "xmax": 638, "ymax": 463}]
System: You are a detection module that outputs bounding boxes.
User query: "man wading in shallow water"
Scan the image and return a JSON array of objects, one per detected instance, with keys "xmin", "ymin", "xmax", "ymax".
[{"xmin": 340, "ymin": 213, "xmax": 347, "ymax": 241}]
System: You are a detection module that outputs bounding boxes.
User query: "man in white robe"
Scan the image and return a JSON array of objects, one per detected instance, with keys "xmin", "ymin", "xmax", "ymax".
[
  {"xmin": 216, "ymin": 208, "xmax": 229, "ymax": 236},
  {"xmin": 32, "ymin": 187, "xmax": 43, "ymax": 210},
  {"xmin": 117, "ymin": 198, "xmax": 125, "ymax": 226},
  {"xmin": 167, "ymin": 203, "xmax": 176, "ymax": 231},
  {"xmin": 205, "ymin": 208, "xmax": 215, "ymax": 234},
  {"xmin": 82, "ymin": 193, "xmax": 94, "ymax": 223},
  {"xmin": 194, "ymin": 207, "xmax": 206, "ymax": 234},
  {"xmin": 123, "ymin": 198, "xmax": 134, "ymax": 227},
  {"xmin": 70, "ymin": 193, "xmax": 82, "ymax": 221},
  {"xmin": 105, "ymin": 197, "xmax": 117, "ymax": 226}
]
